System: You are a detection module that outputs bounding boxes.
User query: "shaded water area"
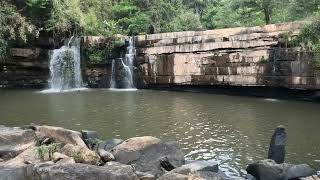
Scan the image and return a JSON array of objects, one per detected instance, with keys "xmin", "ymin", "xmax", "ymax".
[{"xmin": 0, "ymin": 89, "xmax": 319, "ymax": 176}]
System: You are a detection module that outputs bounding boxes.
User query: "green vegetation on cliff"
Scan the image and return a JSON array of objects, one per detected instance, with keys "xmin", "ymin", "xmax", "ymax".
[{"xmin": 0, "ymin": 0, "xmax": 320, "ymax": 59}]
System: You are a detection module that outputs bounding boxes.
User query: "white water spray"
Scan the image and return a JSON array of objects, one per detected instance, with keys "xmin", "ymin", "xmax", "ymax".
[{"xmin": 42, "ymin": 38, "xmax": 86, "ymax": 93}]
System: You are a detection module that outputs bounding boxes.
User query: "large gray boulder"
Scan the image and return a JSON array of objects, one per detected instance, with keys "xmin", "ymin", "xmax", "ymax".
[
  {"xmin": 34, "ymin": 162, "xmax": 139, "ymax": 180},
  {"xmin": 0, "ymin": 126, "xmax": 36, "ymax": 159},
  {"xmin": 246, "ymin": 159, "xmax": 315, "ymax": 180},
  {"xmin": 111, "ymin": 136, "xmax": 185, "ymax": 177},
  {"xmin": 36, "ymin": 126, "xmax": 87, "ymax": 148},
  {"xmin": 0, "ymin": 164, "xmax": 35, "ymax": 180}
]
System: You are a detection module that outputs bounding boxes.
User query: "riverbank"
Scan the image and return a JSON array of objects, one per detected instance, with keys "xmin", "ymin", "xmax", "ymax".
[{"xmin": 0, "ymin": 124, "xmax": 319, "ymax": 180}]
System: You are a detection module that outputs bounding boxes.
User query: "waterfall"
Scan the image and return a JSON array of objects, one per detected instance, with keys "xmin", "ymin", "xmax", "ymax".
[
  {"xmin": 42, "ymin": 38, "xmax": 86, "ymax": 93},
  {"xmin": 110, "ymin": 37, "xmax": 136, "ymax": 90}
]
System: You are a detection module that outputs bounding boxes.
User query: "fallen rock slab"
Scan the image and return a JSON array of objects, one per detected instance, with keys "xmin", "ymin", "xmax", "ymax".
[
  {"xmin": 111, "ymin": 136, "xmax": 185, "ymax": 177},
  {"xmin": 0, "ymin": 164, "xmax": 35, "ymax": 180},
  {"xmin": 36, "ymin": 126, "xmax": 87, "ymax": 148},
  {"xmin": 34, "ymin": 162, "xmax": 139, "ymax": 180},
  {"xmin": 246, "ymin": 159, "xmax": 315, "ymax": 180},
  {"xmin": 0, "ymin": 126, "xmax": 36, "ymax": 159}
]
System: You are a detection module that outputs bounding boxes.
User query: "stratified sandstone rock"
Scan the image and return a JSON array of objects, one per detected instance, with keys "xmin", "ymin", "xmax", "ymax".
[
  {"xmin": 0, "ymin": 126, "xmax": 37, "ymax": 159},
  {"xmin": 36, "ymin": 126, "xmax": 87, "ymax": 148},
  {"xmin": 59, "ymin": 144, "xmax": 100, "ymax": 165},
  {"xmin": 52, "ymin": 152, "xmax": 69, "ymax": 163},
  {"xmin": 34, "ymin": 162, "xmax": 139, "ymax": 180},
  {"xmin": 111, "ymin": 136, "xmax": 185, "ymax": 177},
  {"xmin": 0, "ymin": 164, "xmax": 35, "ymax": 180}
]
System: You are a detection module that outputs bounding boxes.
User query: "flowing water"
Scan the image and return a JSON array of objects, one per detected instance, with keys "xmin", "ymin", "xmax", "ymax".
[
  {"xmin": 0, "ymin": 89, "xmax": 319, "ymax": 176},
  {"xmin": 42, "ymin": 37, "xmax": 86, "ymax": 93},
  {"xmin": 110, "ymin": 37, "xmax": 136, "ymax": 89}
]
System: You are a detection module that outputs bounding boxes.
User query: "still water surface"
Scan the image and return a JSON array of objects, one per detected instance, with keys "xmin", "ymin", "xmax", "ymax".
[{"xmin": 0, "ymin": 89, "xmax": 319, "ymax": 176}]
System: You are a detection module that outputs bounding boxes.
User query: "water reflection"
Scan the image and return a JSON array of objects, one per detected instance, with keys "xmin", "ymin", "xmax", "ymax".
[{"xmin": 0, "ymin": 89, "xmax": 319, "ymax": 176}]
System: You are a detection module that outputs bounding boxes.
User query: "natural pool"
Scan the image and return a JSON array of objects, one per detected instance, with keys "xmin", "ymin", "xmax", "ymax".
[{"xmin": 0, "ymin": 89, "xmax": 319, "ymax": 176}]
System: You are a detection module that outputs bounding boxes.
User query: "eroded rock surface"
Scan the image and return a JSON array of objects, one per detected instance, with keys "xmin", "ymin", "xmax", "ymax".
[{"xmin": 111, "ymin": 136, "xmax": 185, "ymax": 177}]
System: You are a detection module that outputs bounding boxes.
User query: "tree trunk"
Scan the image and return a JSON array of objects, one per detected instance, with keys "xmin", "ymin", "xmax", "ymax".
[{"xmin": 264, "ymin": 8, "xmax": 272, "ymax": 24}]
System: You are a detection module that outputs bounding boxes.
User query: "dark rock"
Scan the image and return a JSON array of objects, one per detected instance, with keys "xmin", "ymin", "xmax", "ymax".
[
  {"xmin": 41, "ymin": 138, "xmax": 53, "ymax": 145},
  {"xmin": 34, "ymin": 162, "xmax": 139, "ymax": 180},
  {"xmin": 0, "ymin": 126, "xmax": 36, "ymax": 160},
  {"xmin": 246, "ymin": 159, "xmax": 284, "ymax": 180},
  {"xmin": 98, "ymin": 149, "xmax": 115, "ymax": 162},
  {"xmin": 98, "ymin": 138, "xmax": 123, "ymax": 152},
  {"xmin": 268, "ymin": 125, "xmax": 287, "ymax": 164},
  {"xmin": 111, "ymin": 136, "xmax": 185, "ymax": 177},
  {"xmin": 284, "ymin": 164, "xmax": 315, "ymax": 179},
  {"xmin": 247, "ymin": 159, "xmax": 314, "ymax": 180},
  {"xmin": 160, "ymin": 157, "xmax": 176, "ymax": 171},
  {"xmin": 81, "ymin": 130, "xmax": 98, "ymax": 140}
]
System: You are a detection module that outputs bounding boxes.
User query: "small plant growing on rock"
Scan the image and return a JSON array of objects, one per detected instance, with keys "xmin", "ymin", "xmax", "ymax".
[{"xmin": 37, "ymin": 143, "xmax": 62, "ymax": 161}]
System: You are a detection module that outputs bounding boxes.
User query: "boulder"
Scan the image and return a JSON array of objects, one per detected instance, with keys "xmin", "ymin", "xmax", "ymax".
[
  {"xmin": 81, "ymin": 130, "xmax": 99, "ymax": 149},
  {"xmin": 52, "ymin": 152, "xmax": 69, "ymax": 162},
  {"xmin": 60, "ymin": 144, "xmax": 100, "ymax": 165},
  {"xmin": 34, "ymin": 162, "xmax": 139, "ymax": 180},
  {"xmin": 0, "ymin": 164, "xmax": 35, "ymax": 180},
  {"xmin": 135, "ymin": 171, "xmax": 156, "ymax": 180},
  {"xmin": 246, "ymin": 159, "xmax": 315, "ymax": 180},
  {"xmin": 111, "ymin": 136, "xmax": 185, "ymax": 177},
  {"xmin": 3, "ymin": 147, "xmax": 43, "ymax": 166},
  {"xmin": 0, "ymin": 126, "xmax": 37, "ymax": 159},
  {"xmin": 56, "ymin": 157, "xmax": 76, "ymax": 164},
  {"xmin": 268, "ymin": 126, "xmax": 287, "ymax": 164},
  {"xmin": 98, "ymin": 138, "xmax": 123, "ymax": 152},
  {"xmin": 158, "ymin": 171, "xmax": 225, "ymax": 180},
  {"xmin": 36, "ymin": 126, "xmax": 87, "ymax": 148},
  {"xmin": 284, "ymin": 164, "xmax": 315, "ymax": 179},
  {"xmin": 98, "ymin": 149, "xmax": 115, "ymax": 162},
  {"xmin": 171, "ymin": 161, "xmax": 219, "ymax": 175}
]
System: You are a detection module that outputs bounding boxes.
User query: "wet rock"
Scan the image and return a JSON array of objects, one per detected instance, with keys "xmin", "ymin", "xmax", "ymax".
[
  {"xmin": 0, "ymin": 164, "xmax": 35, "ymax": 180},
  {"xmin": 246, "ymin": 159, "xmax": 315, "ymax": 180},
  {"xmin": 111, "ymin": 136, "xmax": 185, "ymax": 177},
  {"xmin": 284, "ymin": 164, "xmax": 315, "ymax": 179},
  {"xmin": 158, "ymin": 171, "xmax": 225, "ymax": 180},
  {"xmin": 98, "ymin": 138, "xmax": 123, "ymax": 152},
  {"xmin": 98, "ymin": 149, "xmax": 115, "ymax": 162},
  {"xmin": 160, "ymin": 156, "xmax": 176, "ymax": 171},
  {"xmin": 81, "ymin": 130, "xmax": 98, "ymax": 140},
  {"xmin": 246, "ymin": 159, "xmax": 285, "ymax": 180},
  {"xmin": 34, "ymin": 163, "xmax": 139, "ymax": 180},
  {"xmin": 36, "ymin": 126, "xmax": 87, "ymax": 148},
  {"xmin": 0, "ymin": 126, "xmax": 37, "ymax": 159},
  {"xmin": 268, "ymin": 125, "xmax": 287, "ymax": 164},
  {"xmin": 171, "ymin": 161, "xmax": 219, "ymax": 174},
  {"xmin": 60, "ymin": 144, "xmax": 100, "ymax": 165},
  {"xmin": 52, "ymin": 152, "xmax": 69, "ymax": 162},
  {"xmin": 81, "ymin": 130, "xmax": 99, "ymax": 149}
]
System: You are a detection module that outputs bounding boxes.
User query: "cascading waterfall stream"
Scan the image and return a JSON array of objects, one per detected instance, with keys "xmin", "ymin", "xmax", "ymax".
[
  {"xmin": 110, "ymin": 37, "xmax": 136, "ymax": 90},
  {"xmin": 42, "ymin": 37, "xmax": 86, "ymax": 93}
]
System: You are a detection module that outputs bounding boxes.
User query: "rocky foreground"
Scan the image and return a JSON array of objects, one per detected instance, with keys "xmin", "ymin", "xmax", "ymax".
[{"xmin": 0, "ymin": 125, "xmax": 319, "ymax": 180}]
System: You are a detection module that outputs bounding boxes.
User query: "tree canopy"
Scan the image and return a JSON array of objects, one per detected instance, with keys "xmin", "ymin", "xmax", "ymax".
[{"xmin": 0, "ymin": 0, "xmax": 319, "ymax": 54}]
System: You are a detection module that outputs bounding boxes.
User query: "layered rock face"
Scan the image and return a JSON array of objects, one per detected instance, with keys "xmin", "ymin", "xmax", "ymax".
[
  {"xmin": 135, "ymin": 22, "xmax": 320, "ymax": 90},
  {"xmin": 0, "ymin": 48, "xmax": 49, "ymax": 88}
]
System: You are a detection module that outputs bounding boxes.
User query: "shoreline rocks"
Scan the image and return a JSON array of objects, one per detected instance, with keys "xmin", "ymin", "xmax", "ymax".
[{"xmin": 0, "ymin": 124, "xmax": 319, "ymax": 180}]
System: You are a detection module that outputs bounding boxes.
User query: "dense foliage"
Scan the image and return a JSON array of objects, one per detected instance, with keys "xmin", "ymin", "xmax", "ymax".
[{"xmin": 0, "ymin": 0, "xmax": 320, "ymax": 60}]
